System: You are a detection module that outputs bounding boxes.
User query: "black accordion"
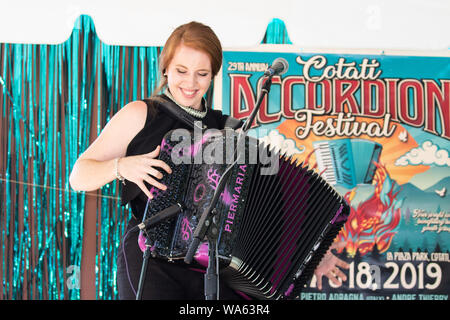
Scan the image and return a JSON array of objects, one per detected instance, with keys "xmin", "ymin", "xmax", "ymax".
[{"xmin": 140, "ymin": 128, "xmax": 350, "ymax": 299}]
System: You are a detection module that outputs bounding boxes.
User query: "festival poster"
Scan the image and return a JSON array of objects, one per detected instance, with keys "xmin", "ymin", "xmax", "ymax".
[{"xmin": 215, "ymin": 45, "xmax": 450, "ymax": 300}]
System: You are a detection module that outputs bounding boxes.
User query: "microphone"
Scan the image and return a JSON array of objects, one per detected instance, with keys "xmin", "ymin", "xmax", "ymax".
[
  {"xmin": 132, "ymin": 203, "xmax": 183, "ymax": 232},
  {"xmin": 264, "ymin": 57, "xmax": 289, "ymax": 76}
]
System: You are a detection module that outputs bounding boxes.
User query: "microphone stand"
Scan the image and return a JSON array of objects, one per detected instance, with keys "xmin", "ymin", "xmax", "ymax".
[
  {"xmin": 184, "ymin": 76, "xmax": 274, "ymax": 300},
  {"xmin": 134, "ymin": 203, "xmax": 183, "ymax": 300},
  {"xmin": 136, "ymin": 238, "xmax": 152, "ymax": 300}
]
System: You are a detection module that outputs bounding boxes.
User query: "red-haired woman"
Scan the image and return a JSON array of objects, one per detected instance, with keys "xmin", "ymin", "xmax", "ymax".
[
  {"xmin": 70, "ymin": 21, "xmax": 246, "ymax": 299},
  {"xmin": 70, "ymin": 21, "xmax": 348, "ymax": 300}
]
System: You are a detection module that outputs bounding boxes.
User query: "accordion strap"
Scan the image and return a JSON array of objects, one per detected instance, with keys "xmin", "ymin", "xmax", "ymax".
[
  {"xmin": 154, "ymin": 94, "xmax": 243, "ymax": 130},
  {"xmin": 155, "ymin": 95, "xmax": 207, "ymax": 130},
  {"xmin": 223, "ymin": 116, "xmax": 243, "ymax": 130}
]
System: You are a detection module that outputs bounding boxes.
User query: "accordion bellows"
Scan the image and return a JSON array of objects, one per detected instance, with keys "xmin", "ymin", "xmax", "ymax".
[{"xmin": 142, "ymin": 129, "xmax": 350, "ymax": 299}]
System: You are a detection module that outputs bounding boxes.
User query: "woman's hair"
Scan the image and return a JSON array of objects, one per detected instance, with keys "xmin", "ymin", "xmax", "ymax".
[{"xmin": 152, "ymin": 21, "xmax": 223, "ymax": 96}]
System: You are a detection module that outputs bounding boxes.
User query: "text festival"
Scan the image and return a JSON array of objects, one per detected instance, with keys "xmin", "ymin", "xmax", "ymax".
[{"xmin": 228, "ymin": 55, "xmax": 450, "ymax": 140}]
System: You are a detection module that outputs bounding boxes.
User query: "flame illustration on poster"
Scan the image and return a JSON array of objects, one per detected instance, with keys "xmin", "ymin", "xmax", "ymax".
[{"xmin": 338, "ymin": 163, "xmax": 402, "ymax": 257}]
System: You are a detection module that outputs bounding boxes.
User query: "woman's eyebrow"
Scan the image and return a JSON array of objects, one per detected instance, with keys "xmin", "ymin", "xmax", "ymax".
[{"xmin": 175, "ymin": 64, "xmax": 211, "ymax": 72}]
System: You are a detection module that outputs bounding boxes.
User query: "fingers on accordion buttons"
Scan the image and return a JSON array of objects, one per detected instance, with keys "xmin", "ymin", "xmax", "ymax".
[
  {"xmin": 144, "ymin": 175, "xmax": 167, "ymax": 191},
  {"xmin": 148, "ymin": 167, "xmax": 163, "ymax": 179},
  {"xmin": 150, "ymin": 159, "xmax": 172, "ymax": 174}
]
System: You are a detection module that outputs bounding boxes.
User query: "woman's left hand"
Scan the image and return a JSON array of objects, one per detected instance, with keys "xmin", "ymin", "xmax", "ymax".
[{"xmin": 313, "ymin": 241, "xmax": 349, "ymax": 290}]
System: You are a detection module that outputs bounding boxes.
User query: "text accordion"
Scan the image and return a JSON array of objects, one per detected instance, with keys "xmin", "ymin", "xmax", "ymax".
[{"xmin": 141, "ymin": 129, "xmax": 350, "ymax": 299}]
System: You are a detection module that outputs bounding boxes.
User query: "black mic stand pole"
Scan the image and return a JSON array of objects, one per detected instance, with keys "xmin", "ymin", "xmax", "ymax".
[
  {"xmin": 184, "ymin": 76, "xmax": 273, "ymax": 300},
  {"xmin": 241, "ymin": 76, "xmax": 273, "ymax": 132},
  {"xmin": 136, "ymin": 238, "xmax": 152, "ymax": 300},
  {"xmin": 134, "ymin": 203, "xmax": 183, "ymax": 300}
]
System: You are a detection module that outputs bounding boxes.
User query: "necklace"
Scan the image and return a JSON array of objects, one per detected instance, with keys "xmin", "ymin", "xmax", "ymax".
[{"xmin": 164, "ymin": 89, "xmax": 208, "ymax": 119}]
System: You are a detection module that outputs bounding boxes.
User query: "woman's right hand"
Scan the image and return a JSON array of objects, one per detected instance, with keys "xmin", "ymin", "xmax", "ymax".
[
  {"xmin": 69, "ymin": 100, "xmax": 174, "ymax": 194},
  {"xmin": 118, "ymin": 146, "xmax": 172, "ymax": 199}
]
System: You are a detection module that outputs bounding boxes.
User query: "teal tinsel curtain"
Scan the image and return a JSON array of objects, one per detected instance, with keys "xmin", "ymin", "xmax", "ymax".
[
  {"xmin": 262, "ymin": 18, "xmax": 292, "ymax": 44},
  {"xmin": 0, "ymin": 15, "xmax": 160, "ymax": 299},
  {"xmin": 0, "ymin": 15, "xmax": 290, "ymax": 300}
]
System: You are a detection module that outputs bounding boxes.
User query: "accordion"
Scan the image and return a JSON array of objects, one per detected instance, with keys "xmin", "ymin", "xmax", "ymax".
[
  {"xmin": 140, "ymin": 129, "xmax": 350, "ymax": 299},
  {"xmin": 313, "ymin": 138, "xmax": 382, "ymax": 189}
]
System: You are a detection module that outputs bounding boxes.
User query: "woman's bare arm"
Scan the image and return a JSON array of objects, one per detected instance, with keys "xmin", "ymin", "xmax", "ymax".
[{"xmin": 69, "ymin": 100, "xmax": 172, "ymax": 198}]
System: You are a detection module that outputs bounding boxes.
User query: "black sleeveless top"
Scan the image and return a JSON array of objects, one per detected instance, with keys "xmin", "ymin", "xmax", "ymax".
[{"xmin": 121, "ymin": 94, "xmax": 230, "ymax": 220}]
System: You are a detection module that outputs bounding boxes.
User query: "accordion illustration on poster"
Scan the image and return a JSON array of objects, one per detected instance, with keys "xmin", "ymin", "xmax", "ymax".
[{"xmin": 218, "ymin": 48, "xmax": 450, "ymax": 300}]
